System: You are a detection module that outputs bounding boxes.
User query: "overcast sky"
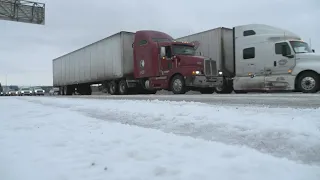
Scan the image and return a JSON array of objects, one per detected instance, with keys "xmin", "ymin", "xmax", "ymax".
[{"xmin": 0, "ymin": 0, "xmax": 319, "ymax": 86}]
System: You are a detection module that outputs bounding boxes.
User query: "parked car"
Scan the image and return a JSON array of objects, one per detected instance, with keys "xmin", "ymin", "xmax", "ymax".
[
  {"xmin": 7, "ymin": 89, "xmax": 18, "ymax": 96},
  {"xmin": 49, "ymin": 87, "xmax": 59, "ymax": 95},
  {"xmin": 18, "ymin": 87, "xmax": 33, "ymax": 96},
  {"xmin": 32, "ymin": 86, "xmax": 45, "ymax": 96}
]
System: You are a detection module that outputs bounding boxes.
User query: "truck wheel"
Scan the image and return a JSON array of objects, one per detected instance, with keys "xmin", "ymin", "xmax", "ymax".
[
  {"xmin": 118, "ymin": 80, "xmax": 128, "ymax": 95},
  {"xmin": 215, "ymin": 79, "xmax": 233, "ymax": 94},
  {"xmin": 215, "ymin": 85, "xmax": 233, "ymax": 94},
  {"xmin": 200, "ymin": 88, "xmax": 215, "ymax": 94},
  {"xmin": 108, "ymin": 81, "xmax": 118, "ymax": 95},
  {"xmin": 298, "ymin": 72, "xmax": 319, "ymax": 93},
  {"xmin": 170, "ymin": 74, "xmax": 186, "ymax": 94},
  {"xmin": 66, "ymin": 86, "xmax": 73, "ymax": 95}
]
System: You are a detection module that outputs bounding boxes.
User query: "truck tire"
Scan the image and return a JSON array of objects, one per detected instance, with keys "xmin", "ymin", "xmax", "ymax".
[
  {"xmin": 215, "ymin": 85, "xmax": 233, "ymax": 94},
  {"xmin": 66, "ymin": 86, "xmax": 73, "ymax": 95},
  {"xmin": 170, "ymin": 74, "xmax": 186, "ymax": 94},
  {"xmin": 200, "ymin": 88, "xmax": 215, "ymax": 94},
  {"xmin": 215, "ymin": 79, "xmax": 233, "ymax": 94},
  {"xmin": 108, "ymin": 81, "xmax": 118, "ymax": 95},
  {"xmin": 118, "ymin": 80, "xmax": 128, "ymax": 95},
  {"xmin": 297, "ymin": 72, "xmax": 319, "ymax": 93}
]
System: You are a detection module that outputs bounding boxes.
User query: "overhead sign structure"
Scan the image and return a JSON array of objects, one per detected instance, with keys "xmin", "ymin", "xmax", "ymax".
[{"xmin": 0, "ymin": 0, "xmax": 45, "ymax": 25}]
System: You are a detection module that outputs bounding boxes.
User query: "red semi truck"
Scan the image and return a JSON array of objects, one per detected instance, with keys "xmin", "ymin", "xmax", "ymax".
[{"xmin": 52, "ymin": 30, "xmax": 220, "ymax": 95}]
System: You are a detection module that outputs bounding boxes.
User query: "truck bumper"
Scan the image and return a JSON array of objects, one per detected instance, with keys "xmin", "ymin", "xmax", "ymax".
[{"xmin": 185, "ymin": 76, "xmax": 223, "ymax": 88}]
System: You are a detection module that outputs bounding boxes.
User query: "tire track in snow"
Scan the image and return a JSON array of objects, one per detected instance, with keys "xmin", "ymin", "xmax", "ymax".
[{"xmin": 23, "ymin": 98, "xmax": 320, "ymax": 166}]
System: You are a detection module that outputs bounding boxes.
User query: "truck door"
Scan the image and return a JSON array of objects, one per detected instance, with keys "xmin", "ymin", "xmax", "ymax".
[
  {"xmin": 271, "ymin": 42, "xmax": 295, "ymax": 75},
  {"xmin": 264, "ymin": 41, "xmax": 296, "ymax": 90},
  {"xmin": 160, "ymin": 46, "xmax": 173, "ymax": 72}
]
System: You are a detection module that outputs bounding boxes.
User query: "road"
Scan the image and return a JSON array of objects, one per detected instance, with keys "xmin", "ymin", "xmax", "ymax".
[{"xmin": 54, "ymin": 93, "xmax": 320, "ymax": 109}]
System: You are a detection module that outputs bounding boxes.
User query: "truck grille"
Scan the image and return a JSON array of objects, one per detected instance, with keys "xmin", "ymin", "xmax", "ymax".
[{"xmin": 204, "ymin": 59, "xmax": 217, "ymax": 76}]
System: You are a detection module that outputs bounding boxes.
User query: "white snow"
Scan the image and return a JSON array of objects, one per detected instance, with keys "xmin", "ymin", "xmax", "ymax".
[{"xmin": 1, "ymin": 97, "xmax": 320, "ymax": 180}]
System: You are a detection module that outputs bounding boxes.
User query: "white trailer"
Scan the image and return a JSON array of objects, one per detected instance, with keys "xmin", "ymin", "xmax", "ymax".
[
  {"xmin": 177, "ymin": 24, "xmax": 320, "ymax": 93},
  {"xmin": 52, "ymin": 31, "xmax": 135, "ymax": 95}
]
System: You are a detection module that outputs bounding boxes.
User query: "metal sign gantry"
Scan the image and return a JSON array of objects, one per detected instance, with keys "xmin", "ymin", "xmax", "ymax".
[{"xmin": 0, "ymin": 0, "xmax": 45, "ymax": 25}]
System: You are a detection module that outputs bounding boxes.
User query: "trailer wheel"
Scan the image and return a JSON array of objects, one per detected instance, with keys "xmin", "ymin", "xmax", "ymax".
[
  {"xmin": 59, "ymin": 87, "xmax": 64, "ymax": 95},
  {"xmin": 297, "ymin": 71, "xmax": 319, "ymax": 93},
  {"xmin": 170, "ymin": 74, "xmax": 186, "ymax": 94},
  {"xmin": 108, "ymin": 81, "xmax": 118, "ymax": 95},
  {"xmin": 63, "ymin": 86, "xmax": 68, "ymax": 95},
  {"xmin": 118, "ymin": 80, "xmax": 128, "ymax": 95}
]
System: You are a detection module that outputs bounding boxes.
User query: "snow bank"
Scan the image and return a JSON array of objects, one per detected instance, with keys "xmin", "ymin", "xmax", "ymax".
[
  {"xmin": 22, "ymin": 96, "xmax": 320, "ymax": 165},
  {"xmin": 1, "ymin": 97, "xmax": 320, "ymax": 180},
  {"xmin": 0, "ymin": 98, "xmax": 320, "ymax": 180}
]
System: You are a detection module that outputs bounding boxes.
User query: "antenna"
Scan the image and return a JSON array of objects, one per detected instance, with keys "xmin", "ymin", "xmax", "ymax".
[{"xmin": 309, "ymin": 38, "xmax": 312, "ymax": 49}]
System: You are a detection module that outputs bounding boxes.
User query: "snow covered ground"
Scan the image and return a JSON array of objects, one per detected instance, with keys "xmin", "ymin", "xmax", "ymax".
[{"xmin": 1, "ymin": 97, "xmax": 320, "ymax": 180}]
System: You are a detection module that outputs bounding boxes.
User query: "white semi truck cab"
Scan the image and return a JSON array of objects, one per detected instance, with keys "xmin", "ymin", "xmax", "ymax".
[{"xmin": 230, "ymin": 24, "xmax": 320, "ymax": 93}]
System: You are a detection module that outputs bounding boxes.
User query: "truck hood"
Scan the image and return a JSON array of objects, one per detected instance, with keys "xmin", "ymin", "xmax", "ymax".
[
  {"xmin": 176, "ymin": 55, "xmax": 204, "ymax": 67},
  {"xmin": 293, "ymin": 53, "xmax": 320, "ymax": 74},
  {"xmin": 296, "ymin": 53, "xmax": 320, "ymax": 61}
]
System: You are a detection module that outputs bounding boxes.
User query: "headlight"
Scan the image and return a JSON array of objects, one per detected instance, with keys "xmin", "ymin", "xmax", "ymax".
[
  {"xmin": 30, "ymin": 91, "xmax": 32, "ymax": 93},
  {"xmin": 192, "ymin": 70, "xmax": 201, "ymax": 75},
  {"xmin": 21, "ymin": 91, "xmax": 24, "ymax": 93},
  {"xmin": 218, "ymin": 71, "xmax": 223, "ymax": 75}
]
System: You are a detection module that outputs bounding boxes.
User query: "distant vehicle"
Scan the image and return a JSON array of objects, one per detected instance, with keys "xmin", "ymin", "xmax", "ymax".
[
  {"xmin": 18, "ymin": 87, "xmax": 32, "ymax": 96},
  {"xmin": 31, "ymin": 86, "xmax": 45, "ymax": 96},
  {"xmin": 7, "ymin": 89, "xmax": 18, "ymax": 96},
  {"xmin": 0, "ymin": 83, "xmax": 3, "ymax": 96},
  {"xmin": 49, "ymin": 87, "xmax": 59, "ymax": 95},
  {"xmin": 9, "ymin": 85, "xmax": 19, "ymax": 91}
]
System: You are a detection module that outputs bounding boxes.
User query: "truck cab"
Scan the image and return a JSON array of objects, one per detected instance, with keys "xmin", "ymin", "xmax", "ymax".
[
  {"xmin": 233, "ymin": 24, "xmax": 320, "ymax": 93},
  {"xmin": 133, "ymin": 30, "xmax": 215, "ymax": 94}
]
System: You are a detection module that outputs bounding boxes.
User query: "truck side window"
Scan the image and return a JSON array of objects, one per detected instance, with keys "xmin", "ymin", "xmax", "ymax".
[
  {"xmin": 165, "ymin": 46, "xmax": 172, "ymax": 58},
  {"xmin": 243, "ymin": 30, "xmax": 256, "ymax": 36},
  {"xmin": 243, "ymin": 47, "xmax": 255, "ymax": 59},
  {"xmin": 275, "ymin": 42, "xmax": 291, "ymax": 54},
  {"xmin": 139, "ymin": 40, "xmax": 148, "ymax": 46}
]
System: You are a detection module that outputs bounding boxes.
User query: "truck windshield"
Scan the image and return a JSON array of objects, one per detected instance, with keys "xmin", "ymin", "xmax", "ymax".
[
  {"xmin": 172, "ymin": 45, "xmax": 195, "ymax": 56},
  {"xmin": 289, "ymin": 41, "xmax": 312, "ymax": 54}
]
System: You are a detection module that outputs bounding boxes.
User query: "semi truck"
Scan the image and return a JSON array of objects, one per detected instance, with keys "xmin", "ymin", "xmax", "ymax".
[
  {"xmin": 176, "ymin": 24, "xmax": 319, "ymax": 93},
  {"xmin": 52, "ymin": 30, "xmax": 219, "ymax": 95}
]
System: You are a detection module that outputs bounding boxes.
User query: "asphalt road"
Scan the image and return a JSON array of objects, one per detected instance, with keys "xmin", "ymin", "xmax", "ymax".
[{"xmin": 54, "ymin": 93, "xmax": 320, "ymax": 109}]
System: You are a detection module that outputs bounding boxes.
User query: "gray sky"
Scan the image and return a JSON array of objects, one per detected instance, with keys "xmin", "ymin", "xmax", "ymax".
[{"xmin": 0, "ymin": 0, "xmax": 319, "ymax": 86}]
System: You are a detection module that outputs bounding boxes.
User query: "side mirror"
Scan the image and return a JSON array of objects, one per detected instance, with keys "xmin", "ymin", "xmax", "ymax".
[
  {"xmin": 160, "ymin": 47, "xmax": 166, "ymax": 58},
  {"xmin": 312, "ymin": 49, "xmax": 315, "ymax": 53}
]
